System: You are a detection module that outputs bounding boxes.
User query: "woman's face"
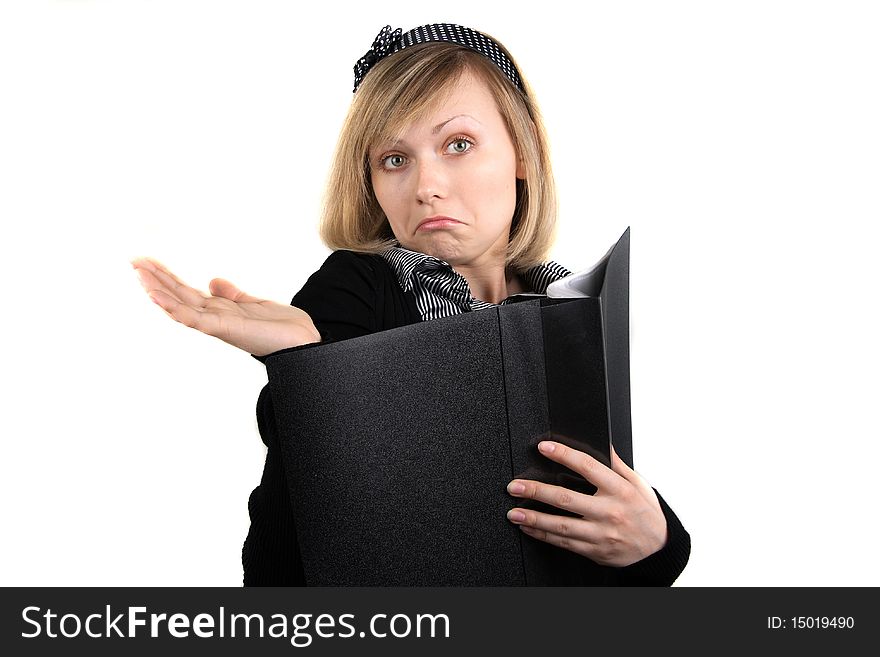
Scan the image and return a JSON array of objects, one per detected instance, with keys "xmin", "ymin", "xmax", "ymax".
[{"xmin": 369, "ymin": 69, "xmax": 525, "ymax": 269}]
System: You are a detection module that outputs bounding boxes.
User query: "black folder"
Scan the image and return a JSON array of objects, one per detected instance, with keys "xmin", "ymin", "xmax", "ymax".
[{"xmin": 264, "ymin": 228, "xmax": 632, "ymax": 585}]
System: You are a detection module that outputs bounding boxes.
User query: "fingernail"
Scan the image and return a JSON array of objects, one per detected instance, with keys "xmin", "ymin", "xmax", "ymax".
[
  {"xmin": 507, "ymin": 481, "xmax": 525, "ymax": 495},
  {"xmin": 507, "ymin": 510, "xmax": 526, "ymax": 523},
  {"xmin": 538, "ymin": 441, "xmax": 556, "ymax": 453}
]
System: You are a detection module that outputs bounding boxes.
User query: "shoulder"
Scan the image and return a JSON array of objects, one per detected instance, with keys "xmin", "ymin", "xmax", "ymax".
[
  {"xmin": 294, "ymin": 250, "xmax": 396, "ymax": 302},
  {"xmin": 311, "ymin": 249, "xmax": 390, "ymax": 282},
  {"xmin": 291, "ymin": 250, "xmax": 399, "ymax": 341}
]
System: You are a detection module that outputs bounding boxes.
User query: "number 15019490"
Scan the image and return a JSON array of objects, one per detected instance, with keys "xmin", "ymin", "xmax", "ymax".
[{"xmin": 767, "ymin": 616, "xmax": 855, "ymax": 630}]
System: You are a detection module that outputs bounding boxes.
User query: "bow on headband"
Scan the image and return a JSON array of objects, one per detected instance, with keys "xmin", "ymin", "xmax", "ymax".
[
  {"xmin": 351, "ymin": 23, "xmax": 525, "ymax": 95},
  {"xmin": 353, "ymin": 25, "xmax": 402, "ymax": 92}
]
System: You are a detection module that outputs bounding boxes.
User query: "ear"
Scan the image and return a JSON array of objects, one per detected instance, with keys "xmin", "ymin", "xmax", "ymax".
[
  {"xmin": 516, "ymin": 156, "xmax": 526, "ymax": 180},
  {"xmin": 515, "ymin": 118, "xmax": 538, "ymax": 180}
]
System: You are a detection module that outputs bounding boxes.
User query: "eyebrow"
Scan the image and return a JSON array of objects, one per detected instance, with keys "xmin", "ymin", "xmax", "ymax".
[
  {"xmin": 431, "ymin": 114, "xmax": 480, "ymax": 134},
  {"xmin": 377, "ymin": 114, "xmax": 481, "ymax": 150}
]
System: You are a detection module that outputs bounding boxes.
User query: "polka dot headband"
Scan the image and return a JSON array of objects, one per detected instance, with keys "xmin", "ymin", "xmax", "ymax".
[{"xmin": 352, "ymin": 23, "xmax": 525, "ymax": 95}]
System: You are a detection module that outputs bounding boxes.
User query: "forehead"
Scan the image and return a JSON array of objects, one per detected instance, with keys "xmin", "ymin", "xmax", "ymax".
[
  {"xmin": 380, "ymin": 69, "xmax": 502, "ymax": 142},
  {"xmin": 424, "ymin": 69, "xmax": 497, "ymax": 113}
]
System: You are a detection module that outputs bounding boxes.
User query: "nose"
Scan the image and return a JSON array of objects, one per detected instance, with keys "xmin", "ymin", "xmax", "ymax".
[{"xmin": 414, "ymin": 156, "xmax": 447, "ymax": 205}]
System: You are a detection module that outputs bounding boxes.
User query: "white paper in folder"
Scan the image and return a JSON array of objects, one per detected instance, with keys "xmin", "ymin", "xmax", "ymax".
[{"xmin": 545, "ymin": 241, "xmax": 615, "ymax": 299}]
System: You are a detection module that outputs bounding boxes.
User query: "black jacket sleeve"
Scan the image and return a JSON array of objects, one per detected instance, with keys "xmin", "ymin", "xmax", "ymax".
[
  {"xmin": 241, "ymin": 385, "xmax": 305, "ymax": 585},
  {"xmin": 290, "ymin": 249, "xmax": 380, "ymax": 342}
]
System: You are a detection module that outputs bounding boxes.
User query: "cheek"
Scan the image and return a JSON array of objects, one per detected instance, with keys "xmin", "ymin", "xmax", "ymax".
[
  {"xmin": 472, "ymin": 150, "xmax": 517, "ymax": 192},
  {"xmin": 469, "ymin": 161, "xmax": 518, "ymax": 218},
  {"xmin": 372, "ymin": 178, "xmax": 401, "ymax": 219}
]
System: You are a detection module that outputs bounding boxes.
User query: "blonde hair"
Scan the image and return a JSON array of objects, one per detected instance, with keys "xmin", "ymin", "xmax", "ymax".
[{"xmin": 319, "ymin": 37, "xmax": 557, "ymax": 271}]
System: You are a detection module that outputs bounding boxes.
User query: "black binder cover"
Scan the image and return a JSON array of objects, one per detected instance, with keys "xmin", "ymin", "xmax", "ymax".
[{"xmin": 265, "ymin": 230, "xmax": 631, "ymax": 585}]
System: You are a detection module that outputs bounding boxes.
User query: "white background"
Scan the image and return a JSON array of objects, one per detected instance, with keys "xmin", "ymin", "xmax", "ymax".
[{"xmin": 1, "ymin": 0, "xmax": 877, "ymax": 587}]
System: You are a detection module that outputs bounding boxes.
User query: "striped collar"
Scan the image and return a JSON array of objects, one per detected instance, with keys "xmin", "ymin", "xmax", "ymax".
[{"xmin": 380, "ymin": 246, "xmax": 571, "ymax": 322}]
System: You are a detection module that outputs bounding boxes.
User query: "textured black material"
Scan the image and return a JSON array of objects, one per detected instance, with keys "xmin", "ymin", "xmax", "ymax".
[
  {"xmin": 266, "ymin": 296, "xmax": 630, "ymax": 585},
  {"xmin": 267, "ymin": 311, "xmax": 520, "ymax": 586}
]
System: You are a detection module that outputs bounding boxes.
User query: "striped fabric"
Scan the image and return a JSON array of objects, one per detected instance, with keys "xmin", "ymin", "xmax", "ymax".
[{"xmin": 381, "ymin": 246, "xmax": 572, "ymax": 322}]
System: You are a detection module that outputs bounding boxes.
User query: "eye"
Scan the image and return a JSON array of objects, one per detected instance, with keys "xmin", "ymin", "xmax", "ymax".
[
  {"xmin": 447, "ymin": 137, "xmax": 473, "ymax": 154},
  {"xmin": 380, "ymin": 154, "xmax": 407, "ymax": 170}
]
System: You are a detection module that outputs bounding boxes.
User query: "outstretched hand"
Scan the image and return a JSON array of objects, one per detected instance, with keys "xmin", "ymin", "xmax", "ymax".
[
  {"xmin": 132, "ymin": 257, "xmax": 321, "ymax": 357},
  {"xmin": 506, "ymin": 441, "xmax": 668, "ymax": 567}
]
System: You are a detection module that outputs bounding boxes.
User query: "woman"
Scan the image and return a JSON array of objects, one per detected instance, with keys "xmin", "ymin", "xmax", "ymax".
[{"xmin": 133, "ymin": 23, "xmax": 690, "ymax": 585}]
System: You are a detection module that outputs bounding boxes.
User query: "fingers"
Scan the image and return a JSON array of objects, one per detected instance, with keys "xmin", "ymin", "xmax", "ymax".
[
  {"xmin": 506, "ymin": 506, "xmax": 601, "ymax": 546},
  {"xmin": 609, "ymin": 446, "xmax": 657, "ymax": 500},
  {"xmin": 131, "ymin": 256, "xmax": 189, "ymax": 289},
  {"xmin": 208, "ymin": 277, "xmax": 263, "ymax": 303},
  {"xmin": 507, "ymin": 506, "xmax": 604, "ymax": 561},
  {"xmin": 516, "ymin": 520, "xmax": 597, "ymax": 559},
  {"xmin": 507, "ymin": 442, "xmax": 666, "ymax": 567},
  {"xmin": 506, "ymin": 478, "xmax": 596, "ymax": 518},
  {"xmin": 133, "ymin": 266, "xmax": 181, "ymax": 307},
  {"xmin": 534, "ymin": 440, "xmax": 624, "ymax": 496},
  {"xmin": 132, "ymin": 258, "xmax": 226, "ymax": 336},
  {"xmin": 144, "ymin": 287, "xmax": 208, "ymax": 330},
  {"xmin": 610, "ymin": 445, "xmax": 641, "ymax": 486},
  {"xmin": 131, "ymin": 257, "xmax": 208, "ymax": 308}
]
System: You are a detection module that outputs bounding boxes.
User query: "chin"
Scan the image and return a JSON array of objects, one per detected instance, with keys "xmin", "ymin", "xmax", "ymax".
[{"xmin": 408, "ymin": 236, "xmax": 465, "ymax": 263}]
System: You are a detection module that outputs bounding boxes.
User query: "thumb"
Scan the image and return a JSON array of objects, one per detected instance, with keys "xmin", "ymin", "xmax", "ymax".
[{"xmin": 208, "ymin": 278, "xmax": 262, "ymax": 303}]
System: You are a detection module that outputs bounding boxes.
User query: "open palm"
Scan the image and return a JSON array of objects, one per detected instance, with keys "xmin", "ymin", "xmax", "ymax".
[{"xmin": 132, "ymin": 257, "xmax": 320, "ymax": 357}]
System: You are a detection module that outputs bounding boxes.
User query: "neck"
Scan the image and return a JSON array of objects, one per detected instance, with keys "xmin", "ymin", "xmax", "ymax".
[{"xmin": 455, "ymin": 261, "xmax": 524, "ymax": 304}]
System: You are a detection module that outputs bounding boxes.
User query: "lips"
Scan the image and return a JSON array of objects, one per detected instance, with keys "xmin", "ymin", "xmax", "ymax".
[{"xmin": 417, "ymin": 216, "xmax": 463, "ymax": 231}]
